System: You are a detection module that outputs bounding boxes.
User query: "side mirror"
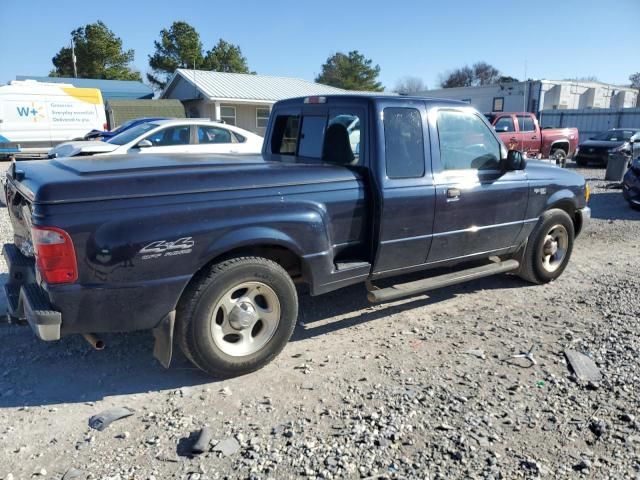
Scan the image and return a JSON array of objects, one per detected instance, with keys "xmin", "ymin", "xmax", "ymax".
[
  {"xmin": 136, "ymin": 139, "xmax": 153, "ymax": 149},
  {"xmin": 504, "ymin": 150, "xmax": 526, "ymax": 171}
]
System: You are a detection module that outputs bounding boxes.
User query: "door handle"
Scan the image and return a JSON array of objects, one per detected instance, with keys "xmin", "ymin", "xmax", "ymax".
[
  {"xmin": 510, "ymin": 137, "xmax": 517, "ymax": 141},
  {"xmin": 531, "ymin": 136, "xmax": 538, "ymax": 139},
  {"xmin": 446, "ymin": 188, "xmax": 461, "ymax": 201}
]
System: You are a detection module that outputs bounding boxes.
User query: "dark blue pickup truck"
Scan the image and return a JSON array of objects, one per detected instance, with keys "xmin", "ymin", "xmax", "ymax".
[{"xmin": 2, "ymin": 95, "xmax": 590, "ymax": 377}]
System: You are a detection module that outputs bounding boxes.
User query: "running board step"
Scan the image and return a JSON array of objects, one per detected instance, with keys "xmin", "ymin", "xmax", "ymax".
[{"xmin": 366, "ymin": 259, "xmax": 520, "ymax": 303}]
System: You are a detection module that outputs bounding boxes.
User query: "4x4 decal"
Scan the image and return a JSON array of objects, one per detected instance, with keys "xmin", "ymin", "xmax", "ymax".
[{"xmin": 140, "ymin": 237, "xmax": 195, "ymax": 260}]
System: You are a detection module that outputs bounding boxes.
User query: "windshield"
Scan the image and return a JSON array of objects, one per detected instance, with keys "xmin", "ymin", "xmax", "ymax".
[
  {"xmin": 593, "ymin": 130, "xmax": 637, "ymax": 142},
  {"xmin": 107, "ymin": 123, "xmax": 159, "ymax": 145},
  {"xmin": 110, "ymin": 119, "xmax": 137, "ymax": 135}
]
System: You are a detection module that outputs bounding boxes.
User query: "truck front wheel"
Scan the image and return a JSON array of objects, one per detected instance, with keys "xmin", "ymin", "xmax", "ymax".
[
  {"xmin": 517, "ymin": 209, "xmax": 575, "ymax": 284},
  {"xmin": 176, "ymin": 256, "xmax": 298, "ymax": 377}
]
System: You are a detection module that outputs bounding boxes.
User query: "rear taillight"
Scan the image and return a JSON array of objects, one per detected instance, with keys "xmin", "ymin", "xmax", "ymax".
[
  {"xmin": 31, "ymin": 226, "xmax": 78, "ymax": 284},
  {"xmin": 103, "ymin": 122, "xmax": 108, "ymax": 130}
]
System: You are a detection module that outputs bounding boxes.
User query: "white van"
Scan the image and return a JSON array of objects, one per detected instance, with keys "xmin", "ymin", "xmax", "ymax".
[{"xmin": 0, "ymin": 80, "xmax": 106, "ymax": 157}]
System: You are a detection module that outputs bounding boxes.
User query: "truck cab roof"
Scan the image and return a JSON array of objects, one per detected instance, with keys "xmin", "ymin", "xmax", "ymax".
[{"xmin": 275, "ymin": 94, "xmax": 471, "ymax": 109}]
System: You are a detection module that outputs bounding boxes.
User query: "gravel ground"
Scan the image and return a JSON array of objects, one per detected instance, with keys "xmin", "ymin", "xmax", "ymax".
[{"xmin": 0, "ymin": 162, "xmax": 639, "ymax": 480}]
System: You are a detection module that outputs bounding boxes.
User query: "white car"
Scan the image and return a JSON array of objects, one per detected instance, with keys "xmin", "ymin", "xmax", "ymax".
[{"xmin": 48, "ymin": 119, "xmax": 264, "ymax": 158}]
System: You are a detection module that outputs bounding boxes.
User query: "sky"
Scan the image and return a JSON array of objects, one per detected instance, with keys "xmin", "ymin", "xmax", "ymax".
[{"xmin": 0, "ymin": 0, "xmax": 637, "ymax": 90}]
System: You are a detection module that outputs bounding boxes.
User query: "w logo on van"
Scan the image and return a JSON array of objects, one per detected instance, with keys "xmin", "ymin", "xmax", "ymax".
[{"xmin": 16, "ymin": 102, "xmax": 45, "ymax": 122}]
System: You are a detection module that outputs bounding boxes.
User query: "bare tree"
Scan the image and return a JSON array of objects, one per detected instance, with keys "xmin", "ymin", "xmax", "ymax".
[
  {"xmin": 473, "ymin": 62, "xmax": 501, "ymax": 86},
  {"xmin": 439, "ymin": 62, "xmax": 509, "ymax": 88},
  {"xmin": 393, "ymin": 76, "xmax": 427, "ymax": 94},
  {"xmin": 439, "ymin": 66, "xmax": 474, "ymax": 88},
  {"xmin": 630, "ymin": 72, "xmax": 640, "ymax": 88}
]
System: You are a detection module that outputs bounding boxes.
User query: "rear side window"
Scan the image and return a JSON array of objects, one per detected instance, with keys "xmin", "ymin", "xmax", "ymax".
[
  {"xmin": 517, "ymin": 115, "xmax": 535, "ymax": 132},
  {"xmin": 384, "ymin": 107, "xmax": 425, "ymax": 178},
  {"xmin": 197, "ymin": 126, "xmax": 233, "ymax": 144}
]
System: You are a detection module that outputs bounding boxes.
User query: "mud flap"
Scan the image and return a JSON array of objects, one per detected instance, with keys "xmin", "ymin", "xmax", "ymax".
[{"xmin": 152, "ymin": 311, "xmax": 175, "ymax": 369}]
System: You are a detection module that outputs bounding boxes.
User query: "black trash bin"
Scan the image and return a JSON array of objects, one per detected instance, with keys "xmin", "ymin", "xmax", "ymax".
[{"xmin": 605, "ymin": 153, "xmax": 628, "ymax": 182}]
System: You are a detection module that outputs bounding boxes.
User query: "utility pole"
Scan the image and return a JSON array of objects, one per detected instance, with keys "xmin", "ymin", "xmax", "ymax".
[{"xmin": 71, "ymin": 38, "xmax": 78, "ymax": 78}]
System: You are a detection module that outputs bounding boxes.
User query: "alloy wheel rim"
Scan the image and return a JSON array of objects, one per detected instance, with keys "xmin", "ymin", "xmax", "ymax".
[
  {"xmin": 210, "ymin": 281, "xmax": 281, "ymax": 357},
  {"xmin": 541, "ymin": 224, "xmax": 568, "ymax": 273}
]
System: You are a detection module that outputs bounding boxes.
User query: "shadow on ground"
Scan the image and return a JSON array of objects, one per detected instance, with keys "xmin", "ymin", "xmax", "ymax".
[
  {"xmin": 293, "ymin": 271, "xmax": 530, "ymax": 341},
  {"xmin": 0, "ymin": 267, "xmax": 530, "ymax": 408},
  {"xmin": 589, "ymin": 190, "xmax": 639, "ymax": 221}
]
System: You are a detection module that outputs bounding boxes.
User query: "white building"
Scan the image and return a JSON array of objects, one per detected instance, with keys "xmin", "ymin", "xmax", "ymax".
[
  {"xmin": 419, "ymin": 80, "xmax": 638, "ymax": 114},
  {"xmin": 161, "ymin": 69, "xmax": 346, "ymax": 136}
]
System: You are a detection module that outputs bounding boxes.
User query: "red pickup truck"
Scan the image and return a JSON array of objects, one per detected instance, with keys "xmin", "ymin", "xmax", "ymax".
[{"xmin": 485, "ymin": 112, "xmax": 578, "ymax": 166}]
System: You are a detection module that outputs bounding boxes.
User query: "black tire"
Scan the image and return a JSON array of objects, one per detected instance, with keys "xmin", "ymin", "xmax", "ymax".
[
  {"xmin": 517, "ymin": 209, "xmax": 575, "ymax": 284},
  {"xmin": 176, "ymin": 256, "xmax": 298, "ymax": 377},
  {"xmin": 551, "ymin": 148, "xmax": 567, "ymax": 167}
]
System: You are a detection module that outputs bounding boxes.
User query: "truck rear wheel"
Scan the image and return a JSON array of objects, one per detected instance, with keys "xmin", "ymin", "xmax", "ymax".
[
  {"xmin": 517, "ymin": 209, "xmax": 575, "ymax": 284},
  {"xmin": 176, "ymin": 256, "xmax": 298, "ymax": 377},
  {"xmin": 551, "ymin": 148, "xmax": 567, "ymax": 167}
]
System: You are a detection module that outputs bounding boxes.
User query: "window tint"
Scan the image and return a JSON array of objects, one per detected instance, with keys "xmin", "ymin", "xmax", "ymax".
[
  {"xmin": 494, "ymin": 117, "xmax": 515, "ymax": 133},
  {"xmin": 384, "ymin": 107, "xmax": 425, "ymax": 178},
  {"xmin": 298, "ymin": 116, "xmax": 326, "ymax": 158},
  {"xmin": 271, "ymin": 115, "xmax": 300, "ymax": 154},
  {"xmin": 437, "ymin": 110, "xmax": 501, "ymax": 171},
  {"xmin": 197, "ymin": 126, "xmax": 233, "ymax": 144},
  {"xmin": 144, "ymin": 126, "xmax": 191, "ymax": 146},
  {"xmin": 517, "ymin": 115, "xmax": 535, "ymax": 132}
]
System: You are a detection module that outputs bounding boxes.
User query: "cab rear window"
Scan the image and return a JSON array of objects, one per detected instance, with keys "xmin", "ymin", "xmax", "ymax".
[
  {"xmin": 298, "ymin": 117, "xmax": 326, "ymax": 158},
  {"xmin": 271, "ymin": 112, "xmax": 362, "ymax": 165},
  {"xmin": 271, "ymin": 115, "xmax": 300, "ymax": 154}
]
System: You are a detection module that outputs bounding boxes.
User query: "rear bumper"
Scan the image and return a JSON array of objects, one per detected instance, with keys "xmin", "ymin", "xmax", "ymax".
[
  {"xmin": 575, "ymin": 153, "xmax": 608, "ymax": 165},
  {"xmin": 3, "ymin": 243, "xmax": 190, "ymax": 338},
  {"xmin": 2, "ymin": 244, "xmax": 61, "ymax": 341}
]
